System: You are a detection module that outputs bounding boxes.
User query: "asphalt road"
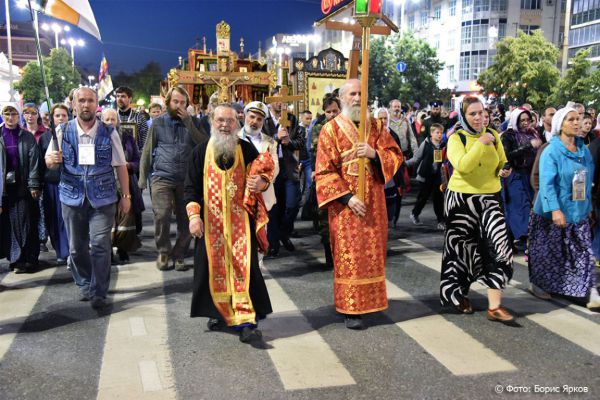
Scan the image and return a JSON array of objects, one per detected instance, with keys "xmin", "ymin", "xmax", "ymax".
[{"xmin": 0, "ymin": 192, "xmax": 598, "ymax": 400}]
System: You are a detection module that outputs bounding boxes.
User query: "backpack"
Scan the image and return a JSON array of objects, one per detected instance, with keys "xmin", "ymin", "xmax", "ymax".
[{"xmin": 440, "ymin": 132, "xmax": 466, "ymax": 192}]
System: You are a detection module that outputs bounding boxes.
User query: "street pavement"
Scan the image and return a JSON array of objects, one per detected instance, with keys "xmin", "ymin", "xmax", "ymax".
[{"xmin": 0, "ymin": 191, "xmax": 599, "ymax": 400}]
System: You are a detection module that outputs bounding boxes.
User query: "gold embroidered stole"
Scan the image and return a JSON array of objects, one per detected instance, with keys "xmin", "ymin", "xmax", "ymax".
[{"xmin": 204, "ymin": 143, "xmax": 255, "ymax": 326}]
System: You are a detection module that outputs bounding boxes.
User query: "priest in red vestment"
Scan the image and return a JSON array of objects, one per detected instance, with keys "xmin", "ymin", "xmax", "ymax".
[
  {"xmin": 185, "ymin": 105, "xmax": 274, "ymax": 344},
  {"xmin": 315, "ymin": 79, "xmax": 403, "ymax": 330}
]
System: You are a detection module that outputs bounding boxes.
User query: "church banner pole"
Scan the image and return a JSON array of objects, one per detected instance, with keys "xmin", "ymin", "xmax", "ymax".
[{"xmin": 26, "ymin": 0, "xmax": 58, "ymax": 151}]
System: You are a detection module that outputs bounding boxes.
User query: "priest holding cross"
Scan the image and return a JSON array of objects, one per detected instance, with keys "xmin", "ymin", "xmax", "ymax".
[
  {"xmin": 263, "ymin": 87, "xmax": 304, "ymax": 257},
  {"xmin": 314, "ymin": 0, "xmax": 403, "ymax": 330}
]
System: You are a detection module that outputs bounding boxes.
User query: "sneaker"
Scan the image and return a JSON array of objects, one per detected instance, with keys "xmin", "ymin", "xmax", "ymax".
[
  {"xmin": 239, "ymin": 326, "xmax": 262, "ymax": 343},
  {"xmin": 436, "ymin": 222, "xmax": 446, "ymax": 231},
  {"xmin": 587, "ymin": 288, "xmax": 600, "ymax": 310},
  {"xmin": 344, "ymin": 315, "xmax": 365, "ymax": 330},
  {"xmin": 529, "ymin": 283, "xmax": 551, "ymax": 300},
  {"xmin": 410, "ymin": 213, "xmax": 422, "ymax": 226},
  {"xmin": 487, "ymin": 306, "xmax": 514, "ymax": 322},
  {"xmin": 117, "ymin": 249, "xmax": 130, "ymax": 264},
  {"xmin": 156, "ymin": 254, "xmax": 172, "ymax": 271},
  {"xmin": 56, "ymin": 258, "xmax": 67, "ymax": 266},
  {"xmin": 174, "ymin": 259, "xmax": 188, "ymax": 271}
]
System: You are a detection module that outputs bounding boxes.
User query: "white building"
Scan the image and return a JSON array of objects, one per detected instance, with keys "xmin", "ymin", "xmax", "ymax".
[
  {"xmin": 397, "ymin": 0, "xmax": 566, "ymax": 93},
  {"xmin": 0, "ymin": 52, "xmax": 21, "ymax": 108}
]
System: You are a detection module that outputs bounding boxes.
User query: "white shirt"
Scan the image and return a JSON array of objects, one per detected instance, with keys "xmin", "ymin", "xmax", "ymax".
[
  {"xmin": 45, "ymin": 119, "xmax": 126, "ymax": 167},
  {"xmin": 544, "ymin": 130, "xmax": 553, "ymax": 143}
]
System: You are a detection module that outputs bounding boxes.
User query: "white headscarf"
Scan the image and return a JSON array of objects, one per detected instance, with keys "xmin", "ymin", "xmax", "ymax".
[
  {"xmin": 375, "ymin": 107, "xmax": 390, "ymax": 129},
  {"xmin": 551, "ymin": 106, "xmax": 577, "ymax": 136}
]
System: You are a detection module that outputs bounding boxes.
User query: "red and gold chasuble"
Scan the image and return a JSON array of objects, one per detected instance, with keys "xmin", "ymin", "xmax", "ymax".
[
  {"xmin": 203, "ymin": 143, "xmax": 273, "ymax": 326},
  {"xmin": 315, "ymin": 114, "xmax": 403, "ymax": 314}
]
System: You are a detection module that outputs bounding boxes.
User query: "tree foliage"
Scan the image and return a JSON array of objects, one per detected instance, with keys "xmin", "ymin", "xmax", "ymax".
[
  {"xmin": 369, "ymin": 31, "xmax": 444, "ymax": 107},
  {"xmin": 549, "ymin": 48, "xmax": 592, "ymax": 106},
  {"xmin": 113, "ymin": 62, "xmax": 163, "ymax": 102},
  {"xmin": 15, "ymin": 48, "xmax": 81, "ymax": 105},
  {"xmin": 477, "ymin": 30, "xmax": 560, "ymax": 110}
]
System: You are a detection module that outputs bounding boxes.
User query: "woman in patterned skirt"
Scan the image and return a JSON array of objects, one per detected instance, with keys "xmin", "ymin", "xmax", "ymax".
[
  {"xmin": 441, "ymin": 96, "xmax": 515, "ymax": 322},
  {"xmin": 528, "ymin": 106, "xmax": 600, "ymax": 309}
]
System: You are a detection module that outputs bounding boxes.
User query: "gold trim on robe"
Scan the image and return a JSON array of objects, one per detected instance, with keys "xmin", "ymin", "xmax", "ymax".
[{"xmin": 315, "ymin": 114, "xmax": 404, "ymax": 314}]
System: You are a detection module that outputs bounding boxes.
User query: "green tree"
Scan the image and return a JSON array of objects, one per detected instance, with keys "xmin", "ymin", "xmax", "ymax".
[
  {"xmin": 113, "ymin": 62, "xmax": 163, "ymax": 103},
  {"xmin": 15, "ymin": 48, "xmax": 81, "ymax": 104},
  {"xmin": 477, "ymin": 30, "xmax": 560, "ymax": 110},
  {"xmin": 549, "ymin": 48, "xmax": 592, "ymax": 106},
  {"xmin": 369, "ymin": 31, "xmax": 444, "ymax": 106},
  {"xmin": 582, "ymin": 68, "xmax": 600, "ymax": 110}
]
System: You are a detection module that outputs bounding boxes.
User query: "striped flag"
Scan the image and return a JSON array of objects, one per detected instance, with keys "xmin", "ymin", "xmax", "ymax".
[
  {"xmin": 42, "ymin": 0, "xmax": 101, "ymax": 41},
  {"xmin": 98, "ymin": 53, "xmax": 108, "ymax": 82}
]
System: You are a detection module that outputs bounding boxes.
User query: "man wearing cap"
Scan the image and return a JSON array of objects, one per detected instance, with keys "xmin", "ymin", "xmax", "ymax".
[
  {"xmin": 138, "ymin": 86, "xmax": 208, "ymax": 271},
  {"xmin": 45, "ymin": 87, "xmax": 131, "ymax": 309},
  {"xmin": 1, "ymin": 105, "xmax": 42, "ymax": 273},
  {"xmin": 239, "ymin": 101, "xmax": 279, "ymax": 212},
  {"xmin": 420, "ymin": 100, "xmax": 448, "ymax": 142},
  {"xmin": 116, "ymin": 86, "xmax": 149, "ymax": 150}
]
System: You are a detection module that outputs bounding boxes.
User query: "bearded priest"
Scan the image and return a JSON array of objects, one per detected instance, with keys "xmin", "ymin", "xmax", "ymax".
[
  {"xmin": 185, "ymin": 105, "xmax": 275, "ymax": 344},
  {"xmin": 315, "ymin": 79, "xmax": 404, "ymax": 330}
]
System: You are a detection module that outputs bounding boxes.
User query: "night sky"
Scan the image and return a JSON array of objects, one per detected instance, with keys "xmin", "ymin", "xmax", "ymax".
[{"xmin": 2, "ymin": 0, "xmax": 330, "ymax": 75}]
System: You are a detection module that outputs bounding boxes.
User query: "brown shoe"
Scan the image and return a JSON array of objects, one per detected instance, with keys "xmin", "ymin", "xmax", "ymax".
[
  {"xmin": 455, "ymin": 298, "xmax": 474, "ymax": 314},
  {"xmin": 487, "ymin": 306, "xmax": 514, "ymax": 322}
]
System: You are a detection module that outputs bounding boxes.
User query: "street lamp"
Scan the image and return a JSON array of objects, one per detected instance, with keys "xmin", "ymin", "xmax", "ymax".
[
  {"xmin": 41, "ymin": 22, "xmax": 70, "ymax": 48},
  {"xmin": 87, "ymin": 75, "xmax": 95, "ymax": 87},
  {"xmin": 61, "ymin": 37, "xmax": 84, "ymax": 68}
]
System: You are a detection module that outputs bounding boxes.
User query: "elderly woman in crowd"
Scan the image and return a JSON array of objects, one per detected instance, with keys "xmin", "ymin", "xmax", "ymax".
[
  {"xmin": 528, "ymin": 107, "xmax": 600, "ymax": 309},
  {"xmin": 500, "ymin": 107, "xmax": 542, "ymax": 254},
  {"xmin": 441, "ymin": 96, "xmax": 515, "ymax": 323},
  {"xmin": 0, "ymin": 105, "xmax": 42, "ymax": 273},
  {"xmin": 38, "ymin": 104, "xmax": 71, "ymax": 265},
  {"xmin": 101, "ymin": 108, "xmax": 144, "ymax": 263}
]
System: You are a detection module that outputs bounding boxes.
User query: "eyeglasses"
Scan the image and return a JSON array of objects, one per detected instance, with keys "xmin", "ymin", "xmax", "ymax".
[{"xmin": 214, "ymin": 117, "xmax": 237, "ymax": 126}]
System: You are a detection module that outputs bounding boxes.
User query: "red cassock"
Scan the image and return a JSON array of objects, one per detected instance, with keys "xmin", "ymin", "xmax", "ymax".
[{"xmin": 315, "ymin": 114, "xmax": 403, "ymax": 314}]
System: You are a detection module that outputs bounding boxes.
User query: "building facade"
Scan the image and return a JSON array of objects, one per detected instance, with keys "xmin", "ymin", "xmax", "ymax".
[
  {"xmin": 568, "ymin": 0, "xmax": 600, "ymax": 63},
  {"xmin": 400, "ymin": 0, "xmax": 566, "ymax": 93}
]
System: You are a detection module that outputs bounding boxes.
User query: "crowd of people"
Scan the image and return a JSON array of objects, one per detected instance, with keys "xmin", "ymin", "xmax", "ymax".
[{"xmin": 1, "ymin": 79, "xmax": 599, "ymax": 343}]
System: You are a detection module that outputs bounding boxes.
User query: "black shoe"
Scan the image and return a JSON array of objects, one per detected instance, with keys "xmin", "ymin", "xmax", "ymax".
[
  {"xmin": 280, "ymin": 238, "xmax": 295, "ymax": 252},
  {"xmin": 14, "ymin": 265, "xmax": 28, "ymax": 274},
  {"xmin": 207, "ymin": 318, "xmax": 225, "ymax": 331},
  {"xmin": 344, "ymin": 315, "xmax": 364, "ymax": 330},
  {"xmin": 91, "ymin": 296, "xmax": 109, "ymax": 309},
  {"xmin": 56, "ymin": 258, "xmax": 68, "ymax": 266},
  {"xmin": 265, "ymin": 248, "xmax": 279, "ymax": 259},
  {"xmin": 117, "ymin": 249, "xmax": 130, "ymax": 263},
  {"xmin": 324, "ymin": 243, "xmax": 334, "ymax": 269},
  {"xmin": 239, "ymin": 326, "xmax": 262, "ymax": 343}
]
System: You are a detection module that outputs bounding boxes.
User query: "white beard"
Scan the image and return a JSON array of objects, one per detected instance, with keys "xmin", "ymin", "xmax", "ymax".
[
  {"xmin": 244, "ymin": 124, "xmax": 262, "ymax": 137},
  {"xmin": 210, "ymin": 127, "xmax": 239, "ymax": 164},
  {"xmin": 342, "ymin": 105, "xmax": 361, "ymax": 123}
]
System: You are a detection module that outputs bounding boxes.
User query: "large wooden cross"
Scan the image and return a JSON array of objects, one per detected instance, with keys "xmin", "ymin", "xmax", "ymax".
[{"xmin": 265, "ymin": 86, "xmax": 303, "ymax": 131}]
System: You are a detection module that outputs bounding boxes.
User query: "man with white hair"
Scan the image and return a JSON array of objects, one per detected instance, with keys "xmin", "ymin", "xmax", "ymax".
[
  {"xmin": 315, "ymin": 79, "xmax": 403, "ymax": 330},
  {"xmin": 185, "ymin": 105, "xmax": 275, "ymax": 344}
]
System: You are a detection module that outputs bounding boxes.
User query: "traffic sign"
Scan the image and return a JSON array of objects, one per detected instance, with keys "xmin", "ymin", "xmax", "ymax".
[{"xmin": 396, "ymin": 61, "xmax": 406, "ymax": 73}]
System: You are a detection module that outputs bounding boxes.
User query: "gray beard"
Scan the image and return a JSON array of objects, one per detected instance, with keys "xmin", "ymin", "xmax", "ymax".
[
  {"xmin": 244, "ymin": 124, "xmax": 262, "ymax": 137},
  {"xmin": 342, "ymin": 105, "xmax": 361, "ymax": 123},
  {"xmin": 210, "ymin": 127, "xmax": 239, "ymax": 164}
]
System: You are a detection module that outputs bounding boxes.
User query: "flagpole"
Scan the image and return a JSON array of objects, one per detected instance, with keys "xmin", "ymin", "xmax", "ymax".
[
  {"xmin": 5, "ymin": 0, "xmax": 16, "ymax": 101},
  {"xmin": 27, "ymin": 0, "xmax": 58, "ymax": 151}
]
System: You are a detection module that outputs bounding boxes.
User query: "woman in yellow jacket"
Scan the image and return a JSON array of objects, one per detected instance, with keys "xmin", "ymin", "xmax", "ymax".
[{"xmin": 441, "ymin": 96, "xmax": 515, "ymax": 323}]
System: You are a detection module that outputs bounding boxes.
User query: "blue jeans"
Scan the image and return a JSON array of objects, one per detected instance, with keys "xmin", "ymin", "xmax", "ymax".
[
  {"xmin": 62, "ymin": 200, "xmax": 116, "ymax": 299},
  {"xmin": 44, "ymin": 183, "xmax": 69, "ymax": 259}
]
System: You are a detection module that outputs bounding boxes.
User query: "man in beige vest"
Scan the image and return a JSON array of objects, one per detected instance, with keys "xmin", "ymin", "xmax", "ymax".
[{"xmin": 238, "ymin": 101, "xmax": 279, "ymax": 266}]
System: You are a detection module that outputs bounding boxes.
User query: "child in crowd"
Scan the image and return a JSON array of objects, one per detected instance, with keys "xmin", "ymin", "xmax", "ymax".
[{"xmin": 407, "ymin": 123, "xmax": 446, "ymax": 230}]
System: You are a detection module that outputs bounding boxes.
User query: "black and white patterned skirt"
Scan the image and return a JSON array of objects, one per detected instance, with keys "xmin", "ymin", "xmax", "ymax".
[{"xmin": 440, "ymin": 190, "xmax": 513, "ymax": 306}]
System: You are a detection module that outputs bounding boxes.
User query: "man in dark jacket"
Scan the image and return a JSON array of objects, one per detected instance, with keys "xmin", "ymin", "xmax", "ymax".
[{"xmin": 262, "ymin": 96, "xmax": 302, "ymax": 257}]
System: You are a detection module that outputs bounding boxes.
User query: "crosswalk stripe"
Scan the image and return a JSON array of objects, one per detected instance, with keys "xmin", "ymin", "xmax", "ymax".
[
  {"xmin": 0, "ymin": 268, "xmax": 56, "ymax": 361},
  {"xmin": 261, "ymin": 270, "xmax": 356, "ymax": 390},
  {"xmin": 97, "ymin": 262, "xmax": 176, "ymax": 400},
  {"xmin": 385, "ymin": 280, "xmax": 517, "ymax": 375},
  {"xmin": 395, "ymin": 239, "xmax": 523, "ymax": 285}
]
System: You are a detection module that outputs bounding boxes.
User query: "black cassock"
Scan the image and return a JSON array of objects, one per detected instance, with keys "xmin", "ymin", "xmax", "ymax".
[{"xmin": 184, "ymin": 139, "xmax": 273, "ymax": 321}]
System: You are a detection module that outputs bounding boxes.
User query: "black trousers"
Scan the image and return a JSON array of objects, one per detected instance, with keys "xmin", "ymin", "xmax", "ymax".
[{"xmin": 412, "ymin": 174, "xmax": 444, "ymax": 222}]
